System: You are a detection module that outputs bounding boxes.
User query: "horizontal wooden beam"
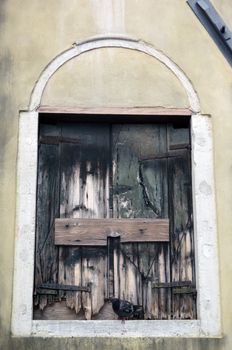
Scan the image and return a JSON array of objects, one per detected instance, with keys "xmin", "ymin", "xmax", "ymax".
[
  {"xmin": 38, "ymin": 106, "xmax": 192, "ymax": 116},
  {"xmin": 152, "ymin": 281, "xmax": 193, "ymax": 289},
  {"xmin": 39, "ymin": 135, "xmax": 80, "ymax": 145},
  {"xmin": 55, "ymin": 218, "xmax": 169, "ymax": 246},
  {"xmin": 139, "ymin": 149, "xmax": 189, "ymax": 162},
  {"xmin": 38, "ymin": 283, "xmax": 91, "ymax": 292}
]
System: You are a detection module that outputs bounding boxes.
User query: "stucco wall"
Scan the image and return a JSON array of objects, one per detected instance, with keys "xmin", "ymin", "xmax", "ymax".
[
  {"xmin": 42, "ymin": 48, "xmax": 189, "ymax": 108},
  {"xmin": 0, "ymin": 0, "xmax": 231, "ymax": 349}
]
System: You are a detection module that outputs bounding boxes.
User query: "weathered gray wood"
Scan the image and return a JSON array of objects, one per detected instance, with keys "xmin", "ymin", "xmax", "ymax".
[
  {"xmin": 39, "ymin": 135, "xmax": 81, "ymax": 145},
  {"xmin": 81, "ymin": 247, "xmax": 107, "ymax": 319},
  {"xmin": 112, "ymin": 124, "xmax": 170, "ymax": 320},
  {"xmin": 167, "ymin": 124, "xmax": 196, "ymax": 319},
  {"xmin": 152, "ymin": 280, "xmax": 192, "ymax": 288},
  {"xmin": 58, "ymin": 123, "xmax": 110, "ymax": 319},
  {"xmin": 37, "ymin": 283, "xmax": 91, "ymax": 292},
  {"xmin": 55, "ymin": 218, "xmax": 169, "ymax": 245},
  {"xmin": 34, "ymin": 120, "xmax": 196, "ymax": 321},
  {"xmin": 107, "ymin": 236, "xmax": 120, "ymax": 299},
  {"xmin": 58, "ymin": 247, "xmax": 82, "ymax": 314},
  {"xmin": 38, "ymin": 106, "xmax": 192, "ymax": 116},
  {"xmin": 34, "ymin": 124, "xmax": 61, "ymax": 311},
  {"xmin": 34, "ymin": 301, "xmax": 85, "ymax": 320},
  {"xmin": 139, "ymin": 149, "xmax": 188, "ymax": 161},
  {"xmin": 92, "ymin": 302, "xmax": 117, "ymax": 320}
]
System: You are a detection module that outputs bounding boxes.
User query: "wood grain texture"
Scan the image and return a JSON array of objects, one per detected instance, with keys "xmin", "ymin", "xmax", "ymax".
[
  {"xmin": 34, "ymin": 300, "xmax": 118, "ymax": 320},
  {"xmin": 167, "ymin": 125, "xmax": 196, "ymax": 319},
  {"xmin": 58, "ymin": 123, "xmax": 110, "ymax": 319},
  {"xmin": 34, "ymin": 120, "xmax": 196, "ymax": 321},
  {"xmin": 38, "ymin": 106, "xmax": 192, "ymax": 116},
  {"xmin": 34, "ymin": 301, "xmax": 85, "ymax": 320},
  {"xmin": 34, "ymin": 124, "xmax": 61, "ymax": 311},
  {"xmin": 107, "ymin": 236, "xmax": 120, "ymax": 299},
  {"xmin": 55, "ymin": 218, "xmax": 169, "ymax": 245},
  {"xmin": 112, "ymin": 124, "xmax": 171, "ymax": 319}
]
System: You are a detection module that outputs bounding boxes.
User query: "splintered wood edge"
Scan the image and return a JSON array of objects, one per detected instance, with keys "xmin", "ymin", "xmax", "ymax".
[{"xmin": 55, "ymin": 218, "xmax": 169, "ymax": 246}]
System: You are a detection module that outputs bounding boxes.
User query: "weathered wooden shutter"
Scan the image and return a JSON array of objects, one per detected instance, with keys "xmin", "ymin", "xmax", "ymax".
[
  {"xmin": 34, "ymin": 120, "xmax": 196, "ymax": 320},
  {"xmin": 167, "ymin": 124, "xmax": 196, "ymax": 319},
  {"xmin": 112, "ymin": 124, "xmax": 170, "ymax": 319},
  {"xmin": 34, "ymin": 124, "xmax": 60, "ymax": 311}
]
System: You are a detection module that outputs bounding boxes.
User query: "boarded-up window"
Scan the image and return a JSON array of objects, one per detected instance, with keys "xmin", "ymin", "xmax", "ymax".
[{"xmin": 34, "ymin": 117, "xmax": 196, "ymax": 320}]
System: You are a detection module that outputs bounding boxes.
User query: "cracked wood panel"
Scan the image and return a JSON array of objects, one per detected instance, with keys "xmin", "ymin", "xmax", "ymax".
[
  {"xmin": 34, "ymin": 120, "xmax": 195, "ymax": 321},
  {"xmin": 112, "ymin": 124, "xmax": 170, "ymax": 319},
  {"xmin": 58, "ymin": 123, "xmax": 110, "ymax": 319},
  {"xmin": 34, "ymin": 124, "xmax": 61, "ymax": 313},
  {"xmin": 168, "ymin": 124, "xmax": 196, "ymax": 319}
]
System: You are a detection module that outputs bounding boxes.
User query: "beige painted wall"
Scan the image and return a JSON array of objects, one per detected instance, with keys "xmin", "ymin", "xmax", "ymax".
[
  {"xmin": 42, "ymin": 48, "xmax": 189, "ymax": 108},
  {"xmin": 0, "ymin": 1, "xmax": 231, "ymax": 349}
]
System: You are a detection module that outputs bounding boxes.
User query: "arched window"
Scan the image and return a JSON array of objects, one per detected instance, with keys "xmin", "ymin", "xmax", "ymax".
[{"xmin": 11, "ymin": 36, "xmax": 221, "ymax": 337}]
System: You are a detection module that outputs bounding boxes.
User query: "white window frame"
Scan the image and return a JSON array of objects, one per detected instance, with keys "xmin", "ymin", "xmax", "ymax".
[{"xmin": 11, "ymin": 36, "xmax": 221, "ymax": 338}]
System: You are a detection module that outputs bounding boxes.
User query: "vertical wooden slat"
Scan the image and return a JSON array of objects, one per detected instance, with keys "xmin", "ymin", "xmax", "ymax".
[
  {"xmin": 112, "ymin": 124, "xmax": 170, "ymax": 319},
  {"xmin": 168, "ymin": 124, "xmax": 196, "ymax": 319},
  {"xmin": 58, "ymin": 123, "xmax": 110, "ymax": 319},
  {"xmin": 58, "ymin": 246, "xmax": 82, "ymax": 314},
  {"xmin": 139, "ymin": 158, "xmax": 170, "ymax": 319},
  {"xmin": 81, "ymin": 247, "xmax": 106, "ymax": 319},
  {"xmin": 34, "ymin": 124, "xmax": 61, "ymax": 312},
  {"xmin": 107, "ymin": 236, "xmax": 120, "ymax": 298}
]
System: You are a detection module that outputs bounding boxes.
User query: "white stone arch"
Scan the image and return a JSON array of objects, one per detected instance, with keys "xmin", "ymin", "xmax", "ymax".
[
  {"xmin": 12, "ymin": 35, "xmax": 221, "ymax": 338},
  {"xmin": 29, "ymin": 35, "xmax": 200, "ymax": 112}
]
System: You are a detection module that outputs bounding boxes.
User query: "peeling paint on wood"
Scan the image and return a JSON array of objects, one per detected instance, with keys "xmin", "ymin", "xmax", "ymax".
[
  {"xmin": 167, "ymin": 125, "xmax": 196, "ymax": 319},
  {"xmin": 34, "ymin": 125, "xmax": 60, "ymax": 311},
  {"xmin": 112, "ymin": 124, "xmax": 171, "ymax": 319},
  {"xmin": 34, "ymin": 120, "xmax": 195, "ymax": 320},
  {"xmin": 55, "ymin": 218, "xmax": 169, "ymax": 245},
  {"xmin": 58, "ymin": 123, "xmax": 110, "ymax": 319}
]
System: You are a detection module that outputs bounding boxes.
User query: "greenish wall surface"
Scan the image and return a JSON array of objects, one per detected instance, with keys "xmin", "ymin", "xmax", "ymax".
[{"xmin": 0, "ymin": 1, "xmax": 232, "ymax": 349}]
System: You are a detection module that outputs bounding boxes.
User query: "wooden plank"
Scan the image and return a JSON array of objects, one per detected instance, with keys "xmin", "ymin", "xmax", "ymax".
[
  {"xmin": 55, "ymin": 218, "xmax": 169, "ymax": 245},
  {"xmin": 34, "ymin": 126, "xmax": 61, "ymax": 311},
  {"xmin": 58, "ymin": 123, "xmax": 110, "ymax": 319},
  {"xmin": 81, "ymin": 247, "xmax": 107, "ymax": 319},
  {"xmin": 35, "ymin": 120, "xmax": 196, "ymax": 321},
  {"xmin": 167, "ymin": 124, "xmax": 196, "ymax": 319},
  {"xmin": 38, "ymin": 106, "xmax": 192, "ymax": 116},
  {"xmin": 139, "ymin": 150, "xmax": 188, "ymax": 162},
  {"xmin": 38, "ymin": 283, "xmax": 91, "ymax": 292},
  {"xmin": 112, "ymin": 124, "xmax": 171, "ymax": 320},
  {"xmin": 169, "ymin": 143, "xmax": 190, "ymax": 150},
  {"xmin": 107, "ymin": 236, "xmax": 120, "ymax": 299},
  {"xmin": 58, "ymin": 247, "xmax": 82, "ymax": 314},
  {"xmin": 168, "ymin": 123, "xmax": 191, "ymax": 149},
  {"xmin": 34, "ymin": 301, "xmax": 86, "ymax": 320},
  {"xmin": 152, "ymin": 280, "xmax": 192, "ymax": 288},
  {"xmin": 173, "ymin": 287, "xmax": 197, "ymax": 295},
  {"xmin": 39, "ymin": 135, "xmax": 81, "ymax": 145}
]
